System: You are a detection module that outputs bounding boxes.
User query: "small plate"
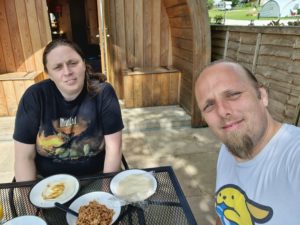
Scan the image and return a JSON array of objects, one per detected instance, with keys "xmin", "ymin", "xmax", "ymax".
[
  {"xmin": 29, "ymin": 174, "xmax": 80, "ymax": 208},
  {"xmin": 3, "ymin": 216, "xmax": 46, "ymax": 225},
  {"xmin": 110, "ymin": 169, "xmax": 157, "ymax": 202},
  {"xmin": 66, "ymin": 192, "xmax": 121, "ymax": 225}
]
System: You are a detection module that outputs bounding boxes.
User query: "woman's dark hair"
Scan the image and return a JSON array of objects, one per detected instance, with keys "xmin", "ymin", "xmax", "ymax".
[{"xmin": 42, "ymin": 39, "xmax": 106, "ymax": 94}]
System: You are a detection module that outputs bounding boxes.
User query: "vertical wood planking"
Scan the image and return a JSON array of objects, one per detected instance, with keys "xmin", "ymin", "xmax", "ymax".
[
  {"xmin": 13, "ymin": 80, "xmax": 26, "ymax": 103},
  {"xmin": 151, "ymin": 0, "xmax": 161, "ymax": 66},
  {"xmin": 169, "ymin": 72, "xmax": 180, "ymax": 104},
  {"xmin": 142, "ymin": 74, "xmax": 153, "ymax": 106},
  {"xmin": 115, "ymin": 0, "xmax": 127, "ymax": 70},
  {"xmin": 25, "ymin": 0, "xmax": 43, "ymax": 72},
  {"xmin": 123, "ymin": 70, "xmax": 180, "ymax": 107},
  {"xmin": 133, "ymin": 74, "xmax": 143, "ymax": 106},
  {"xmin": 134, "ymin": 0, "xmax": 143, "ymax": 66},
  {"xmin": 0, "ymin": 82, "xmax": 8, "ymax": 116},
  {"xmin": 160, "ymin": 73, "xmax": 169, "ymax": 105},
  {"xmin": 15, "ymin": 0, "xmax": 36, "ymax": 71},
  {"xmin": 143, "ymin": 0, "xmax": 152, "ymax": 66},
  {"xmin": 124, "ymin": 75, "xmax": 134, "ymax": 107},
  {"xmin": 35, "ymin": 0, "xmax": 49, "ymax": 47},
  {"xmin": 125, "ymin": 0, "xmax": 134, "ymax": 68},
  {"xmin": 160, "ymin": 3, "xmax": 170, "ymax": 66},
  {"xmin": 41, "ymin": 0, "xmax": 52, "ymax": 44},
  {"xmin": 2, "ymin": 80, "xmax": 17, "ymax": 116},
  {"xmin": 0, "ymin": 37, "xmax": 6, "ymax": 73},
  {"xmin": 0, "ymin": 0, "xmax": 16, "ymax": 72},
  {"xmin": 152, "ymin": 73, "xmax": 161, "ymax": 105},
  {"xmin": 5, "ymin": 0, "xmax": 26, "ymax": 72},
  {"xmin": 108, "ymin": 0, "xmax": 117, "ymax": 83}
]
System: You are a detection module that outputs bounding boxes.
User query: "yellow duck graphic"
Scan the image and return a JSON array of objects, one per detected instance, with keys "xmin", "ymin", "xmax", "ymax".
[{"xmin": 216, "ymin": 184, "xmax": 273, "ymax": 225}]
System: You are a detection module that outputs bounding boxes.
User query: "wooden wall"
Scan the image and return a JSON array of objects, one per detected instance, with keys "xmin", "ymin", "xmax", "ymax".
[
  {"xmin": 105, "ymin": 0, "xmax": 172, "ymax": 99},
  {"xmin": 0, "ymin": 0, "xmax": 51, "ymax": 73},
  {"xmin": 163, "ymin": 0, "xmax": 211, "ymax": 127},
  {"xmin": 123, "ymin": 68, "xmax": 180, "ymax": 108},
  {"xmin": 164, "ymin": 0, "xmax": 193, "ymax": 115},
  {"xmin": 0, "ymin": 71, "xmax": 44, "ymax": 116},
  {"xmin": 108, "ymin": 0, "xmax": 172, "ymax": 70},
  {"xmin": 211, "ymin": 26, "xmax": 300, "ymax": 125}
]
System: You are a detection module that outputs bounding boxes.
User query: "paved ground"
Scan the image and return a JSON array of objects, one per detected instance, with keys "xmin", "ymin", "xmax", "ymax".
[
  {"xmin": 224, "ymin": 18, "xmax": 298, "ymax": 26},
  {"xmin": 0, "ymin": 105, "xmax": 221, "ymax": 225}
]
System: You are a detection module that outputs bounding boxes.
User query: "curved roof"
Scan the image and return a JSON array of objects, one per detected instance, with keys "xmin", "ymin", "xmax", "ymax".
[{"xmin": 260, "ymin": 0, "xmax": 300, "ymax": 17}]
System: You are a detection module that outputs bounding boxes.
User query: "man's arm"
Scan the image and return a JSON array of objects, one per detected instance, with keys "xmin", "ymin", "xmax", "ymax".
[
  {"xmin": 14, "ymin": 141, "xmax": 36, "ymax": 181},
  {"xmin": 103, "ymin": 131, "xmax": 122, "ymax": 173}
]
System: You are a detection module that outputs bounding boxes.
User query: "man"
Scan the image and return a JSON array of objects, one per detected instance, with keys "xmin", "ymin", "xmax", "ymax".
[{"xmin": 195, "ymin": 60, "xmax": 300, "ymax": 225}]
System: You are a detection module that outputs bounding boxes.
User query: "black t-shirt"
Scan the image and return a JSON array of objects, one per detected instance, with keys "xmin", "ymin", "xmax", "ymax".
[{"xmin": 13, "ymin": 79, "xmax": 124, "ymax": 177}]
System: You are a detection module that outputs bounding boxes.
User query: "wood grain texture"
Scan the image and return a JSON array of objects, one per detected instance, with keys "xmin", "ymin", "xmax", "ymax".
[
  {"xmin": 5, "ymin": 0, "xmax": 26, "ymax": 72},
  {"xmin": 0, "ymin": 0, "xmax": 50, "ymax": 73},
  {"xmin": 123, "ymin": 69, "xmax": 180, "ymax": 107},
  {"xmin": 0, "ymin": 71, "xmax": 44, "ymax": 116},
  {"xmin": 211, "ymin": 25, "xmax": 300, "ymax": 125},
  {"xmin": 0, "ymin": 0, "xmax": 15, "ymax": 72}
]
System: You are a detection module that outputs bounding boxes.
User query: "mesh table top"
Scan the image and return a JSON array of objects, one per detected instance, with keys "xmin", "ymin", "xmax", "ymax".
[{"xmin": 0, "ymin": 166, "xmax": 197, "ymax": 225}]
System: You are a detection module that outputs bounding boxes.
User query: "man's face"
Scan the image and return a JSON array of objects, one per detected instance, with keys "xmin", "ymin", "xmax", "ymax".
[
  {"xmin": 195, "ymin": 63, "xmax": 269, "ymax": 159},
  {"xmin": 46, "ymin": 45, "xmax": 86, "ymax": 101}
]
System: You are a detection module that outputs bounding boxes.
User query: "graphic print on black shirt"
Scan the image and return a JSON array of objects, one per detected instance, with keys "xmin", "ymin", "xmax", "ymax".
[{"xmin": 36, "ymin": 115, "xmax": 104, "ymax": 161}]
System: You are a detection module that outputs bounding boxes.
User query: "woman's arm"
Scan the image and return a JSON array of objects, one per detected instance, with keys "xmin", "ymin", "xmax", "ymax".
[
  {"xmin": 103, "ymin": 131, "xmax": 122, "ymax": 173},
  {"xmin": 216, "ymin": 217, "xmax": 221, "ymax": 225},
  {"xmin": 14, "ymin": 141, "xmax": 36, "ymax": 181}
]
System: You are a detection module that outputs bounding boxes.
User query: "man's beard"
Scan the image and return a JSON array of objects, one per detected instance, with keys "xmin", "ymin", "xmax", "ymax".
[{"xmin": 224, "ymin": 132, "xmax": 254, "ymax": 159}]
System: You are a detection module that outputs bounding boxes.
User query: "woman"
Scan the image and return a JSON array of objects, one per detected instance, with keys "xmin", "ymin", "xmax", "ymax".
[{"xmin": 13, "ymin": 39, "xmax": 124, "ymax": 181}]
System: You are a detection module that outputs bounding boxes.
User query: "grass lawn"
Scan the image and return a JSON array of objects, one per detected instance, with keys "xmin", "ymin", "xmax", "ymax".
[
  {"xmin": 209, "ymin": 7, "xmax": 257, "ymax": 20},
  {"xmin": 209, "ymin": 7, "xmax": 300, "ymax": 21}
]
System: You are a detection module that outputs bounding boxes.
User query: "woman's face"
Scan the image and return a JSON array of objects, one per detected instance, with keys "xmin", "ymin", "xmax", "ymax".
[{"xmin": 45, "ymin": 45, "xmax": 86, "ymax": 101}]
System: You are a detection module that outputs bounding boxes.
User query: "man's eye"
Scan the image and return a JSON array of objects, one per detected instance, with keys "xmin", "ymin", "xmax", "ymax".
[{"xmin": 228, "ymin": 92, "xmax": 241, "ymax": 99}]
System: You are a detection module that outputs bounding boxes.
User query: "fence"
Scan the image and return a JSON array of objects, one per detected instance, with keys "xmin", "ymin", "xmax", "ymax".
[{"xmin": 211, "ymin": 25, "xmax": 300, "ymax": 125}]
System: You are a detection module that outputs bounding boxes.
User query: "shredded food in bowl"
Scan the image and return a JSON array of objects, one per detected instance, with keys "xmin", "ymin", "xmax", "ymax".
[{"xmin": 76, "ymin": 200, "xmax": 114, "ymax": 225}]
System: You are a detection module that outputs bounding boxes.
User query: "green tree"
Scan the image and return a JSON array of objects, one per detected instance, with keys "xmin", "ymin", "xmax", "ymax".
[
  {"xmin": 231, "ymin": 0, "xmax": 239, "ymax": 7},
  {"xmin": 207, "ymin": 0, "xmax": 214, "ymax": 9}
]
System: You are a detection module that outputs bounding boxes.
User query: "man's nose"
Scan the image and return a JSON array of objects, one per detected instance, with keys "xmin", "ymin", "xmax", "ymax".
[{"xmin": 216, "ymin": 101, "xmax": 232, "ymax": 118}]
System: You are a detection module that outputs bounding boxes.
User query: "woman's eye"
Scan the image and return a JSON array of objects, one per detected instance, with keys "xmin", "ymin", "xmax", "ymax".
[
  {"xmin": 69, "ymin": 61, "xmax": 78, "ymax": 66},
  {"xmin": 54, "ymin": 65, "xmax": 62, "ymax": 70},
  {"xmin": 203, "ymin": 103, "xmax": 214, "ymax": 112}
]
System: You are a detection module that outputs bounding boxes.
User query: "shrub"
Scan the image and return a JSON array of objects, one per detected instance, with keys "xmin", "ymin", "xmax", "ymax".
[
  {"xmin": 267, "ymin": 19, "xmax": 284, "ymax": 26},
  {"xmin": 288, "ymin": 20, "xmax": 300, "ymax": 26},
  {"xmin": 214, "ymin": 14, "xmax": 224, "ymax": 24}
]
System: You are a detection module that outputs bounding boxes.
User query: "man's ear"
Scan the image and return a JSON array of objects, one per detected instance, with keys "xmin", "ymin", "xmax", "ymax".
[{"xmin": 259, "ymin": 87, "xmax": 268, "ymax": 106}]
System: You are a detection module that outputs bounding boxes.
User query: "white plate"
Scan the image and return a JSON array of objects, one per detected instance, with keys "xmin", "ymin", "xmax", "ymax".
[
  {"xmin": 66, "ymin": 191, "xmax": 121, "ymax": 225},
  {"xmin": 3, "ymin": 216, "xmax": 46, "ymax": 225},
  {"xmin": 29, "ymin": 174, "xmax": 80, "ymax": 208},
  {"xmin": 110, "ymin": 169, "xmax": 157, "ymax": 202}
]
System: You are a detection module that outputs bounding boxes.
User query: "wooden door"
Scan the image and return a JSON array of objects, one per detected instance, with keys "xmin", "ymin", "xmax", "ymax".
[{"xmin": 97, "ymin": 0, "xmax": 123, "ymax": 98}]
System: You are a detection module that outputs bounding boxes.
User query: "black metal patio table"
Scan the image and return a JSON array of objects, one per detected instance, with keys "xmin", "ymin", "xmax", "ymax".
[{"xmin": 0, "ymin": 166, "xmax": 197, "ymax": 225}]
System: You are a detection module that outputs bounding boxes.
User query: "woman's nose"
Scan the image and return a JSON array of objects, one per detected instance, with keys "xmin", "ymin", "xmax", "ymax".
[{"xmin": 62, "ymin": 64, "xmax": 71, "ymax": 75}]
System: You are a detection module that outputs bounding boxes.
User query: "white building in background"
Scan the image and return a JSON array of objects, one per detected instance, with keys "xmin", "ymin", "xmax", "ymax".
[
  {"xmin": 260, "ymin": 0, "xmax": 300, "ymax": 17},
  {"xmin": 216, "ymin": 1, "xmax": 233, "ymax": 10}
]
